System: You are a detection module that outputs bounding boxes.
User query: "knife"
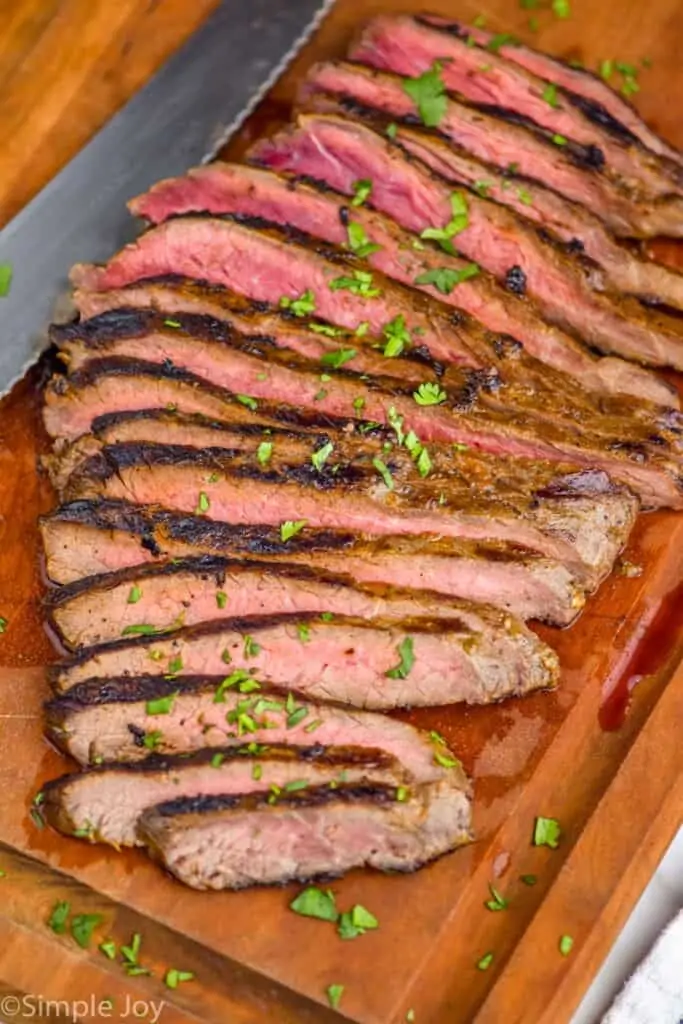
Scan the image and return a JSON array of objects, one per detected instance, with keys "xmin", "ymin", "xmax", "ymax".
[{"xmin": 0, "ymin": 0, "xmax": 332, "ymax": 396}]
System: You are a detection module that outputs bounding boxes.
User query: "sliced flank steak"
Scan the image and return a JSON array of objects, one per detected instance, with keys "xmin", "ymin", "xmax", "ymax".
[
  {"xmin": 48, "ymin": 553, "xmax": 516, "ymax": 649},
  {"xmin": 50, "ymin": 607, "xmax": 560, "ymax": 707},
  {"xmin": 47, "ymin": 314, "xmax": 683, "ymax": 507},
  {"xmin": 350, "ymin": 15, "xmax": 683, "ymax": 199},
  {"xmin": 426, "ymin": 16, "xmax": 683, "ymax": 169},
  {"xmin": 137, "ymin": 778, "xmax": 471, "ymax": 889},
  {"xmin": 62, "ymin": 439, "xmax": 643, "ymax": 579},
  {"xmin": 40, "ymin": 474, "xmax": 637, "ymax": 594},
  {"xmin": 251, "ymin": 113, "xmax": 683, "ymax": 372},
  {"xmin": 301, "ymin": 59, "xmax": 683, "ymax": 240},
  {"xmin": 44, "ymin": 518, "xmax": 586, "ymax": 627},
  {"xmin": 42, "ymin": 743, "xmax": 406, "ymax": 847},
  {"xmin": 129, "ymin": 162, "xmax": 682, "ymax": 403},
  {"xmin": 300, "ymin": 82, "xmax": 683, "ymax": 312},
  {"xmin": 45, "ymin": 675, "xmax": 469, "ymax": 777}
]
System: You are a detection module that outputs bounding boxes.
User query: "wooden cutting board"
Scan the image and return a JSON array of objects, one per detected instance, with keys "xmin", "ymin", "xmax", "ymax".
[{"xmin": 1, "ymin": 2, "xmax": 683, "ymax": 1022}]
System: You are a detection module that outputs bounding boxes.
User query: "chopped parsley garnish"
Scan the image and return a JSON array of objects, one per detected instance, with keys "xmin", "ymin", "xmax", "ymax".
[
  {"xmin": 517, "ymin": 187, "xmax": 533, "ymax": 206},
  {"xmin": 143, "ymin": 730, "xmax": 163, "ymax": 750},
  {"xmin": 386, "ymin": 122, "xmax": 398, "ymax": 139},
  {"xmin": 372, "ymin": 456, "xmax": 394, "ymax": 490},
  {"xmin": 243, "ymin": 635, "xmax": 261, "ymax": 659},
  {"xmin": 0, "ymin": 616, "xmax": 6, "ymax": 634},
  {"xmin": 71, "ymin": 913, "xmax": 103, "ymax": 949},
  {"xmin": 473, "ymin": 180, "xmax": 491, "ymax": 197},
  {"xmin": 121, "ymin": 932, "xmax": 143, "ymax": 967},
  {"xmin": 520, "ymin": 874, "xmax": 537, "ymax": 886},
  {"xmin": 165, "ymin": 969, "xmax": 195, "ymax": 989},
  {"xmin": 216, "ymin": 591, "xmax": 228, "ymax": 609},
  {"xmin": 121, "ymin": 622, "xmax": 160, "ymax": 636},
  {"xmin": 434, "ymin": 750, "xmax": 461, "ymax": 769},
  {"xmin": 166, "ymin": 654, "xmax": 183, "ymax": 676},
  {"xmin": 280, "ymin": 289, "xmax": 316, "ymax": 317},
  {"xmin": 127, "ymin": 585, "xmax": 142, "ymax": 604},
  {"xmin": 396, "ymin": 786, "xmax": 408, "ymax": 802},
  {"xmin": 329, "ymin": 269, "xmax": 381, "ymax": 298},
  {"xmin": 473, "ymin": 13, "xmax": 487, "ymax": 26},
  {"xmin": 309, "ymin": 322, "xmax": 345, "ymax": 337},
  {"xmin": 251, "ymin": 763, "xmax": 262, "ymax": 781},
  {"xmin": 321, "ymin": 346, "xmax": 357, "ymax": 369},
  {"xmin": 382, "ymin": 314, "xmax": 411, "ymax": 357},
  {"xmin": 257, "ymin": 441, "xmax": 273, "ymax": 466},
  {"xmin": 48, "ymin": 900, "xmax": 71, "ymax": 935},
  {"xmin": 351, "ymin": 178, "xmax": 373, "ymax": 207},
  {"xmin": 338, "ymin": 904, "xmax": 379, "ymax": 940},
  {"xmin": 320, "ymin": 612, "xmax": 334, "ymax": 622},
  {"xmin": 415, "ymin": 446, "xmax": 432, "ymax": 478},
  {"xmin": 533, "ymin": 815, "xmax": 561, "ymax": 848},
  {"xmin": 353, "ymin": 396, "xmax": 366, "ymax": 415},
  {"xmin": 284, "ymin": 779, "xmax": 308, "ymax": 792},
  {"xmin": 552, "ymin": 0, "xmax": 570, "ymax": 17},
  {"xmin": 236, "ymin": 393, "xmax": 258, "ymax": 411},
  {"xmin": 163, "ymin": 317, "xmax": 182, "ymax": 328},
  {"xmin": 355, "ymin": 320, "xmax": 369, "ymax": 336},
  {"xmin": 387, "ymin": 406, "xmax": 404, "ymax": 444},
  {"xmin": 196, "ymin": 491, "xmax": 210, "ymax": 514},
  {"xmin": 559, "ymin": 934, "xmax": 574, "ymax": 955},
  {"xmin": 485, "ymin": 884, "xmax": 509, "ymax": 912},
  {"xmin": 406, "ymin": 1011, "xmax": 415, "ymax": 1022},
  {"xmin": 207, "ymin": 471, "xmax": 220, "ymax": 483},
  {"xmin": 211, "ymin": 753, "xmax": 225, "ymax": 768},
  {"xmin": 402, "ymin": 61, "xmax": 447, "ymax": 127},
  {"xmin": 386, "ymin": 636, "xmax": 415, "ymax": 679},
  {"xmin": 214, "ymin": 670, "xmax": 252, "ymax": 701},
  {"xmin": 414, "ymin": 381, "xmax": 447, "ymax": 406},
  {"xmin": 99, "ymin": 940, "xmax": 117, "ymax": 960},
  {"xmin": 304, "ymin": 718, "xmax": 322, "ymax": 733},
  {"xmin": 420, "ymin": 192, "xmax": 469, "ymax": 255},
  {"xmin": 600, "ymin": 59, "xmax": 613, "ymax": 80},
  {"xmin": 287, "ymin": 705, "xmax": 309, "ymax": 728},
  {"xmin": 414, "ymin": 263, "xmax": 479, "ymax": 294},
  {"xmin": 0, "ymin": 264, "xmax": 13, "ymax": 297},
  {"xmin": 542, "ymin": 82, "xmax": 559, "ymax": 108},
  {"xmin": 327, "ymin": 985, "xmax": 344, "ymax": 1010},
  {"xmin": 346, "ymin": 221, "xmax": 381, "ymax": 258},
  {"xmin": 487, "ymin": 33, "xmax": 516, "ymax": 52},
  {"xmin": 477, "ymin": 952, "xmax": 494, "ymax": 971},
  {"xmin": 311, "ymin": 441, "xmax": 334, "ymax": 471},
  {"xmin": 281, "ymin": 519, "xmax": 307, "ymax": 542},
  {"xmin": 296, "ymin": 623, "xmax": 311, "ymax": 643},
  {"xmin": 290, "ymin": 886, "xmax": 338, "ymax": 921},
  {"xmin": 552, "ymin": 133, "xmax": 568, "ymax": 146},
  {"xmin": 146, "ymin": 692, "xmax": 178, "ymax": 716}
]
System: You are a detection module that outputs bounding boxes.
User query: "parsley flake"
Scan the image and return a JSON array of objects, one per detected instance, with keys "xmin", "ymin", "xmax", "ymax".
[
  {"xmin": 552, "ymin": 133, "xmax": 568, "ymax": 146},
  {"xmin": 48, "ymin": 900, "xmax": 71, "ymax": 935},
  {"xmin": 329, "ymin": 269, "xmax": 381, "ymax": 298},
  {"xmin": 533, "ymin": 815, "xmax": 561, "ymax": 848},
  {"xmin": 321, "ymin": 346, "xmax": 357, "ymax": 369},
  {"xmin": 281, "ymin": 519, "xmax": 307, "ymax": 542},
  {"xmin": 71, "ymin": 913, "xmax": 104, "ymax": 949},
  {"xmin": 126, "ymin": 584, "xmax": 142, "ymax": 604},
  {"xmin": 165, "ymin": 969, "xmax": 195, "ymax": 989},
  {"xmin": 414, "ymin": 263, "xmax": 479, "ymax": 294},
  {"xmin": 290, "ymin": 887, "xmax": 338, "ymax": 921},
  {"xmin": 327, "ymin": 984, "xmax": 344, "ymax": 1010},
  {"xmin": 403, "ymin": 61, "xmax": 447, "ymax": 127},
  {"xmin": 311, "ymin": 441, "xmax": 334, "ymax": 471},
  {"xmin": 280, "ymin": 289, "xmax": 316, "ymax": 317},
  {"xmin": 372, "ymin": 456, "xmax": 394, "ymax": 490},
  {"xmin": 559, "ymin": 934, "xmax": 574, "ymax": 956},
  {"xmin": 386, "ymin": 636, "xmax": 415, "ymax": 679},
  {"xmin": 196, "ymin": 491, "xmax": 210, "ymax": 514},
  {"xmin": 216, "ymin": 591, "xmax": 228, "ymax": 610},
  {"xmin": 382, "ymin": 314, "xmax": 411, "ymax": 357},
  {"xmin": 236, "ymin": 393, "xmax": 258, "ymax": 411},
  {"xmin": 477, "ymin": 952, "xmax": 494, "ymax": 971},
  {"xmin": 146, "ymin": 692, "xmax": 178, "ymax": 716},
  {"xmin": 485, "ymin": 884, "xmax": 509, "ymax": 912},
  {"xmin": 347, "ymin": 221, "xmax": 381, "ymax": 258},
  {"xmin": 542, "ymin": 82, "xmax": 559, "ymax": 108},
  {"xmin": 0, "ymin": 264, "xmax": 13, "ymax": 297},
  {"xmin": 351, "ymin": 178, "xmax": 373, "ymax": 207},
  {"xmin": 257, "ymin": 441, "xmax": 273, "ymax": 466},
  {"xmin": 414, "ymin": 381, "xmax": 447, "ymax": 406},
  {"xmin": 420, "ymin": 192, "xmax": 469, "ymax": 254}
]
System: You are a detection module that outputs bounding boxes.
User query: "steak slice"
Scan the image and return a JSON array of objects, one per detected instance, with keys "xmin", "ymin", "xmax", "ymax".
[
  {"xmin": 50, "ymin": 318, "xmax": 683, "ymax": 508},
  {"xmin": 72, "ymin": 281, "xmax": 681, "ymax": 417},
  {"xmin": 45, "ymin": 676, "xmax": 468, "ymax": 777},
  {"xmin": 50, "ymin": 611, "xmax": 560, "ymax": 707},
  {"xmin": 350, "ymin": 15, "xmax": 683, "ymax": 199},
  {"xmin": 129, "ymin": 163, "xmax": 682, "ymax": 403},
  {"xmin": 53, "ymin": 309, "xmax": 683, "ymax": 466},
  {"xmin": 48, "ymin": 553, "xmax": 509, "ymax": 649},
  {"xmin": 300, "ymin": 89, "xmax": 683, "ymax": 314},
  {"xmin": 300, "ymin": 59, "xmax": 683, "ymax": 240},
  {"xmin": 137, "ymin": 780, "xmax": 471, "ymax": 889},
  {"xmin": 426, "ymin": 16, "xmax": 683, "ymax": 169},
  {"xmin": 41, "ymin": 478, "xmax": 635, "ymax": 594},
  {"xmin": 252, "ymin": 113, "xmax": 683, "ymax": 372},
  {"xmin": 42, "ymin": 743, "xmax": 405, "ymax": 847},
  {"xmin": 63, "ymin": 442, "xmax": 641, "ymax": 579}
]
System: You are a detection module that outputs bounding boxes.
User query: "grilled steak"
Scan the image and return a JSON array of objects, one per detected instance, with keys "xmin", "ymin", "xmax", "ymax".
[
  {"xmin": 47, "ymin": 316, "xmax": 683, "ymax": 507},
  {"xmin": 429, "ymin": 16, "xmax": 683, "ymax": 170},
  {"xmin": 45, "ymin": 520, "xmax": 585, "ymax": 627},
  {"xmin": 299, "ymin": 88, "xmax": 683, "ymax": 313},
  {"xmin": 351, "ymin": 15, "xmax": 683, "ymax": 199},
  {"xmin": 300, "ymin": 59, "xmax": 683, "ymax": 240},
  {"xmin": 48, "ymin": 554, "xmax": 519, "ymax": 649},
  {"xmin": 45, "ymin": 676, "xmax": 468, "ymax": 777},
  {"xmin": 51, "ymin": 609, "xmax": 560, "ymax": 707},
  {"xmin": 61, "ymin": 441, "xmax": 640, "ymax": 578},
  {"xmin": 43, "ymin": 743, "xmax": 405, "ymax": 846},
  {"xmin": 129, "ymin": 163, "xmax": 683, "ymax": 401},
  {"xmin": 138, "ymin": 779, "xmax": 471, "ymax": 889},
  {"xmin": 251, "ymin": 113, "xmax": 683, "ymax": 372},
  {"xmin": 41, "ymin": 486, "xmax": 634, "ymax": 597}
]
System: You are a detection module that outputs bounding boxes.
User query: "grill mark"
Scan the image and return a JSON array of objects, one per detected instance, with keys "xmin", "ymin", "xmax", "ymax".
[
  {"xmin": 152, "ymin": 782, "xmax": 399, "ymax": 817},
  {"xmin": 563, "ymin": 90, "xmax": 642, "ymax": 147}
]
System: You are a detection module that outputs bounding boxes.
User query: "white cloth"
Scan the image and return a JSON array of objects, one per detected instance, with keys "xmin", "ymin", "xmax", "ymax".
[{"xmin": 601, "ymin": 910, "xmax": 683, "ymax": 1024}]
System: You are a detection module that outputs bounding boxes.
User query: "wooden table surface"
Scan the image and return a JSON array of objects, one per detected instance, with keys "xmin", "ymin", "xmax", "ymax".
[{"xmin": 1, "ymin": 2, "xmax": 683, "ymax": 1022}]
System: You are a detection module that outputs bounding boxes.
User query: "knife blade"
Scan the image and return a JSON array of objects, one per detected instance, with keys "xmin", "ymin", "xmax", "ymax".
[{"xmin": 0, "ymin": 0, "xmax": 332, "ymax": 396}]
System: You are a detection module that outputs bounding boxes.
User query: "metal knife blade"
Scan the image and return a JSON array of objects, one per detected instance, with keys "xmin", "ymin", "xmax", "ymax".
[{"xmin": 0, "ymin": 0, "xmax": 332, "ymax": 396}]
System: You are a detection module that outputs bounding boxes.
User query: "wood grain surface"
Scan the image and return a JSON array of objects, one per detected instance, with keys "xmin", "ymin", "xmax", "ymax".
[{"xmin": 0, "ymin": 2, "xmax": 682, "ymax": 1022}]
